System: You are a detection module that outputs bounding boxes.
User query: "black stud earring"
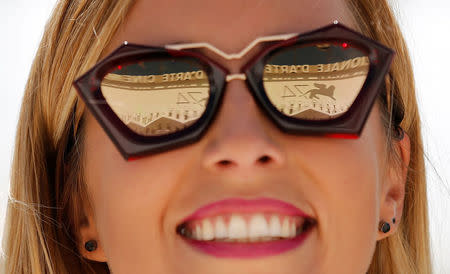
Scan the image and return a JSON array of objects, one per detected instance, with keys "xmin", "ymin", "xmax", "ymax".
[
  {"xmin": 85, "ymin": 240, "xmax": 97, "ymax": 252},
  {"xmin": 379, "ymin": 221, "xmax": 391, "ymax": 233}
]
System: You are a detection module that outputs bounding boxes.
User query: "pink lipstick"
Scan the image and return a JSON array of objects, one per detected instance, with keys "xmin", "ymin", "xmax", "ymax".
[{"xmin": 176, "ymin": 197, "xmax": 316, "ymax": 258}]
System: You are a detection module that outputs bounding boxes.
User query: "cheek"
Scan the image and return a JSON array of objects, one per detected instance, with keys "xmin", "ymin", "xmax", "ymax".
[
  {"xmin": 285, "ymin": 111, "xmax": 384, "ymax": 270},
  {"xmin": 83, "ymin": 114, "xmax": 192, "ymax": 271}
]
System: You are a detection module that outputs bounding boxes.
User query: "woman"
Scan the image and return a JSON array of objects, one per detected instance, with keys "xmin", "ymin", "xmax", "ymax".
[{"xmin": 1, "ymin": 0, "xmax": 431, "ymax": 273}]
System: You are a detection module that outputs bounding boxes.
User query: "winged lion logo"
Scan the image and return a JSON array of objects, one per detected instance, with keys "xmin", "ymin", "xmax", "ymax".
[{"xmin": 301, "ymin": 83, "xmax": 336, "ymax": 100}]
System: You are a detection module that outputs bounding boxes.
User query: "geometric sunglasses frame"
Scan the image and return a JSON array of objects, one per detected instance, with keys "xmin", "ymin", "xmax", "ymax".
[{"xmin": 73, "ymin": 22, "xmax": 395, "ymax": 161}]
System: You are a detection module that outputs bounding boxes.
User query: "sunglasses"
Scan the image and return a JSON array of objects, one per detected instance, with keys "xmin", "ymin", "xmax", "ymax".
[{"xmin": 73, "ymin": 22, "xmax": 395, "ymax": 161}]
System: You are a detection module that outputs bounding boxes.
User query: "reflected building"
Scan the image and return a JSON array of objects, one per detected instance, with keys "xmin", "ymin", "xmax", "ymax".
[
  {"xmin": 101, "ymin": 71, "xmax": 209, "ymax": 136},
  {"xmin": 263, "ymin": 55, "xmax": 370, "ymax": 120}
]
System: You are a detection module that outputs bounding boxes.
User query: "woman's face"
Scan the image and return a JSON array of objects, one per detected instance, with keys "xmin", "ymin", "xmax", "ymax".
[{"xmin": 80, "ymin": 0, "xmax": 407, "ymax": 273}]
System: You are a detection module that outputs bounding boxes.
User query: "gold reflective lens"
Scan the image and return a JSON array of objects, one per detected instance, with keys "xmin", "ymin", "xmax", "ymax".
[
  {"xmin": 100, "ymin": 57, "xmax": 210, "ymax": 136},
  {"xmin": 263, "ymin": 42, "xmax": 369, "ymax": 120}
]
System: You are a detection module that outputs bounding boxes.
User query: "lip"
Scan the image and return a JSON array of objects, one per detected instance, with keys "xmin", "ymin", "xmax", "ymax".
[
  {"xmin": 177, "ymin": 197, "xmax": 315, "ymax": 258},
  {"xmin": 179, "ymin": 197, "xmax": 311, "ymax": 224}
]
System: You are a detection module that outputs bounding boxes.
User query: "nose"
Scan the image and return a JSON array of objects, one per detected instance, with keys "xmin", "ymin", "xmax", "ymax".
[{"xmin": 201, "ymin": 78, "xmax": 286, "ymax": 172}]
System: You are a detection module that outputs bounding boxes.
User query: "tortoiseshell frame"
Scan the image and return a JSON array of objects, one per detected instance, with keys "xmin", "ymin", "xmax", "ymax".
[{"xmin": 73, "ymin": 22, "xmax": 395, "ymax": 160}]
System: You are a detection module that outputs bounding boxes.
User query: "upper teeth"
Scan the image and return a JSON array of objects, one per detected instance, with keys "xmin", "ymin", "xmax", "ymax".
[{"xmin": 180, "ymin": 213, "xmax": 304, "ymax": 242}]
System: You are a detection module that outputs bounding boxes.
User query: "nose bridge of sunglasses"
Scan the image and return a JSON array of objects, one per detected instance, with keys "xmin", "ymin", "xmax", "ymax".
[
  {"xmin": 165, "ymin": 34, "xmax": 299, "ymax": 83},
  {"xmin": 225, "ymin": 74, "xmax": 247, "ymax": 82}
]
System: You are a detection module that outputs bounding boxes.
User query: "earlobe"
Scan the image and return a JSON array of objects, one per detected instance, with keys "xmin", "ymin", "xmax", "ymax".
[
  {"xmin": 78, "ymin": 213, "xmax": 108, "ymax": 262},
  {"xmin": 377, "ymin": 202, "xmax": 398, "ymax": 240}
]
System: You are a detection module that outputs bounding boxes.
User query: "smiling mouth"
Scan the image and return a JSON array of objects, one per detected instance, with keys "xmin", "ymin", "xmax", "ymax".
[{"xmin": 175, "ymin": 197, "xmax": 316, "ymax": 258}]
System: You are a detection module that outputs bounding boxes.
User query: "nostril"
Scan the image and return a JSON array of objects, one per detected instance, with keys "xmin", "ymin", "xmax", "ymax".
[
  {"xmin": 258, "ymin": 155, "xmax": 271, "ymax": 164},
  {"xmin": 218, "ymin": 160, "xmax": 232, "ymax": 166}
]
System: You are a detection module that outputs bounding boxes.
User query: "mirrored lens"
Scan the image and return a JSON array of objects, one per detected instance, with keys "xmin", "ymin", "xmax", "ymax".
[
  {"xmin": 100, "ymin": 57, "xmax": 210, "ymax": 136},
  {"xmin": 263, "ymin": 42, "xmax": 369, "ymax": 120}
]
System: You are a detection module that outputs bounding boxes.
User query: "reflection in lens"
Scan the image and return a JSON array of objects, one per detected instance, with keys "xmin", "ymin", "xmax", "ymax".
[
  {"xmin": 263, "ymin": 42, "xmax": 369, "ymax": 120},
  {"xmin": 100, "ymin": 57, "xmax": 210, "ymax": 136}
]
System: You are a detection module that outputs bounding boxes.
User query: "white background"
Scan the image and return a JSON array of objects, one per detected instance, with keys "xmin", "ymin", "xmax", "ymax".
[{"xmin": 1, "ymin": 0, "xmax": 449, "ymax": 273}]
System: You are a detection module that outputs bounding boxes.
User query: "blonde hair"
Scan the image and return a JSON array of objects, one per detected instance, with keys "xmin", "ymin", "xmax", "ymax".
[
  {"xmin": 348, "ymin": 1, "xmax": 431, "ymax": 273},
  {"xmin": 1, "ymin": 0, "xmax": 431, "ymax": 273}
]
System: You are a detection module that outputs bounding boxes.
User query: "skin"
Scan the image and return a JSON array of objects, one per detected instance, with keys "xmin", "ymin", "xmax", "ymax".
[{"xmin": 78, "ymin": 0, "xmax": 411, "ymax": 273}]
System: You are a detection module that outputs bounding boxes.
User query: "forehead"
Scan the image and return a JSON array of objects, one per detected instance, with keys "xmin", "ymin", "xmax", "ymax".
[{"xmin": 105, "ymin": 0, "xmax": 357, "ymax": 56}]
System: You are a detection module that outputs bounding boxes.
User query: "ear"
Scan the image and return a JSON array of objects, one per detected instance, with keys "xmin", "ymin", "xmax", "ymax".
[
  {"xmin": 78, "ymin": 212, "xmax": 108, "ymax": 262},
  {"xmin": 377, "ymin": 132, "xmax": 411, "ymax": 240}
]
